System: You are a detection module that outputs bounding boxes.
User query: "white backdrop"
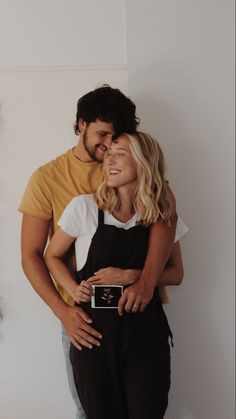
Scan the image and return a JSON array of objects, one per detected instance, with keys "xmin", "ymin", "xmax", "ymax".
[
  {"xmin": 0, "ymin": 0, "xmax": 234, "ymax": 418},
  {"xmin": 0, "ymin": 1, "xmax": 128, "ymax": 418},
  {"xmin": 0, "ymin": 69, "xmax": 128, "ymax": 419},
  {"xmin": 126, "ymin": 1, "xmax": 235, "ymax": 418}
]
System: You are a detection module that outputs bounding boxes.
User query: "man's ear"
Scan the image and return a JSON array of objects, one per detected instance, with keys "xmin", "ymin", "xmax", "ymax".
[{"xmin": 79, "ymin": 119, "xmax": 86, "ymax": 133}]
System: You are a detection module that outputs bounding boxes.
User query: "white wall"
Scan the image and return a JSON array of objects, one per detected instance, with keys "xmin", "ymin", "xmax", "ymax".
[
  {"xmin": 0, "ymin": 1, "xmax": 128, "ymax": 418},
  {"xmin": 0, "ymin": 0, "xmax": 234, "ymax": 418},
  {"xmin": 0, "ymin": 0, "xmax": 127, "ymax": 67},
  {"xmin": 126, "ymin": 1, "xmax": 235, "ymax": 418}
]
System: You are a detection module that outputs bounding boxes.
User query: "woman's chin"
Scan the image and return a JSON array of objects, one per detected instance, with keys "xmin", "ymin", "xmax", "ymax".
[{"xmin": 107, "ymin": 180, "xmax": 119, "ymax": 187}]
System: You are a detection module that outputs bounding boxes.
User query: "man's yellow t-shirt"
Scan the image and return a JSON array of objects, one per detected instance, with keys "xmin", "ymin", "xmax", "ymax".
[{"xmin": 19, "ymin": 148, "xmax": 169, "ymax": 305}]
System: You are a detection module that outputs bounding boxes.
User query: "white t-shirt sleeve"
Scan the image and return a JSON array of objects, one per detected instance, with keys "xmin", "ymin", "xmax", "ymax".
[
  {"xmin": 175, "ymin": 216, "xmax": 189, "ymax": 242},
  {"xmin": 58, "ymin": 196, "xmax": 88, "ymax": 237}
]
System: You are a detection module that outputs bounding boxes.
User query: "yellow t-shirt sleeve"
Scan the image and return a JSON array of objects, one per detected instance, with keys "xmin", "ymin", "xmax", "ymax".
[{"xmin": 18, "ymin": 168, "xmax": 52, "ymax": 220}]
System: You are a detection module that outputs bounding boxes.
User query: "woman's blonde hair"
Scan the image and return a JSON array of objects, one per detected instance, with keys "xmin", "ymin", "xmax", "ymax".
[{"xmin": 95, "ymin": 131, "xmax": 174, "ymax": 225}]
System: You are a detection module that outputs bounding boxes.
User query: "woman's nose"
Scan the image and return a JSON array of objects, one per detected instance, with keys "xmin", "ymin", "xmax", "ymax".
[{"xmin": 107, "ymin": 154, "xmax": 116, "ymax": 164}]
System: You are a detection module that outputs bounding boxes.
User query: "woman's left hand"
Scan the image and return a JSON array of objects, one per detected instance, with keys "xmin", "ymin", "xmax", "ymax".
[
  {"xmin": 118, "ymin": 279, "xmax": 155, "ymax": 315},
  {"xmin": 87, "ymin": 267, "xmax": 139, "ymax": 286}
]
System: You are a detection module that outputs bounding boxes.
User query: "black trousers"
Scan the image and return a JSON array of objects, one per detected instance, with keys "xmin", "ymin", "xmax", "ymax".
[{"xmin": 70, "ymin": 298, "xmax": 171, "ymax": 419}]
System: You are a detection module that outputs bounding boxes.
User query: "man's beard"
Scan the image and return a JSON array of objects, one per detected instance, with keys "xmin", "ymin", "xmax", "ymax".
[{"xmin": 82, "ymin": 130, "xmax": 104, "ymax": 163}]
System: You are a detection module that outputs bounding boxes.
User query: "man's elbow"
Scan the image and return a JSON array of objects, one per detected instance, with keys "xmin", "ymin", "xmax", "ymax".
[
  {"xmin": 21, "ymin": 250, "xmax": 43, "ymax": 275},
  {"xmin": 43, "ymin": 250, "xmax": 50, "ymax": 268},
  {"xmin": 175, "ymin": 267, "xmax": 184, "ymax": 285},
  {"xmin": 21, "ymin": 252, "xmax": 32, "ymax": 275}
]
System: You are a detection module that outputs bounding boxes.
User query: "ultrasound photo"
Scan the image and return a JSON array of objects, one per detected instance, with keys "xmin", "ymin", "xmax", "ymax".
[{"xmin": 91, "ymin": 285, "xmax": 123, "ymax": 309}]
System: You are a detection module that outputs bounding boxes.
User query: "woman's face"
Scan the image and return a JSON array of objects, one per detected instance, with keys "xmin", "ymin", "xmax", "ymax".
[{"xmin": 104, "ymin": 135, "xmax": 138, "ymax": 189}]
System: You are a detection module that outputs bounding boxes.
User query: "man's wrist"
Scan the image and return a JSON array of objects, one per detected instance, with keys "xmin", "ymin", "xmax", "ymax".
[
  {"xmin": 139, "ymin": 276, "xmax": 157, "ymax": 291},
  {"xmin": 51, "ymin": 297, "xmax": 69, "ymax": 322},
  {"xmin": 126, "ymin": 269, "xmax": 141, "ymax": 284}
]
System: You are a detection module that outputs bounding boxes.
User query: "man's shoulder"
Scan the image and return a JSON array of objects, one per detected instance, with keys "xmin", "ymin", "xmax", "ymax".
[{"xmin": 36, "ymin": 149, "xmax": 71, "ymax": 176}]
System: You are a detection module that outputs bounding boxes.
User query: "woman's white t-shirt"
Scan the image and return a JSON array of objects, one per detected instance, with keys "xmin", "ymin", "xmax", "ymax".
[{"xmin": 58, "ymin": 194, "xmax": 189, "ymax": 271}]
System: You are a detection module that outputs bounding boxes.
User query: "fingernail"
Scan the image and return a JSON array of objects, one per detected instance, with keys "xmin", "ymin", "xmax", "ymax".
[
  {"xmin": 99, "ymin": 335, "xmax": 103, "ymax": 339},
  {"xmin": 89, "ymin": 345, "xmax": 92, "ymax": 349},
  {"xmin": 96, "ymin": 342, "xmax": 101, "ymax": 347}
]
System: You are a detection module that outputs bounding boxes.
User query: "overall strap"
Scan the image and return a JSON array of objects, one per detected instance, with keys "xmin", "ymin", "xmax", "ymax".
[{"xmin": 98, "ymin": 208, "xmax": 105, "ymax": 226}]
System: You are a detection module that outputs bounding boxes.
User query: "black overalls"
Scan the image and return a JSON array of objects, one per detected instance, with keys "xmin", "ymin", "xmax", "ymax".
[{"xmin": 70, "ymin": 209, "xmax": 172, "ymax": 419}]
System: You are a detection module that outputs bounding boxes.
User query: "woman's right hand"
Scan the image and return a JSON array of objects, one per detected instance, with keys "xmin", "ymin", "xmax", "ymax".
[
  {"xmin": 87, "ymin": 267, "xmax": 141, "ymax": 286},
  {"xmin": 72, "ymin": 280, "xmax": 93, "ymax": 304}
]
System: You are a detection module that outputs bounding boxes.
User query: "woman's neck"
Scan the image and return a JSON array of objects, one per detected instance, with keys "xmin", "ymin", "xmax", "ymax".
[{"xmin": 113, "ymin": 186, "xmax": 136, "ymax": 222}]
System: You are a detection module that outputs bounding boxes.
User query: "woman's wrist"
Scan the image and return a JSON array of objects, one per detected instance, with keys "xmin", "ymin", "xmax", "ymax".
[{"xmin": 66, "ymin": 280, "xmax": 78, "ymax": 300}]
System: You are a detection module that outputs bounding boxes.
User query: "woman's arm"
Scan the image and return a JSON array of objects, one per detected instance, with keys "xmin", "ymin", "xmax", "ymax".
[
  {"xmin": 86, "ymin": 267, "xmax": 140, "ymax": 286},
  {"xmin": 44, "ymin": 229, "xmax": 93, "ymax": 303}
]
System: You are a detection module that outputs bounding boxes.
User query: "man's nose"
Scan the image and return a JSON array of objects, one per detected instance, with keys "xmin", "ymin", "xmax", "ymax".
[{"xmin": 102, "ymin": 135, "xmax": 113, "ymax": 148}]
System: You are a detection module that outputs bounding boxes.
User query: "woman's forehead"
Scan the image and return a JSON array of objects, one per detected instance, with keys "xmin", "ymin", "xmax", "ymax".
[{"xmin": 110, "ymin": 134, "xmax": 130, "ymax": 150}]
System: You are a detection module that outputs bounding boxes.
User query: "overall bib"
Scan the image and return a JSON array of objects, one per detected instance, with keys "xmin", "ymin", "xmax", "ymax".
[{"xmin": 70, "ymin": 209, "xmax": 172, "ymax": 419}]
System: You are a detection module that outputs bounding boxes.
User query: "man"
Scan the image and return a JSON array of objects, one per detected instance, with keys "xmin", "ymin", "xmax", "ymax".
[{"xmin": 19, "ymin": 85, "xmax": 180, "ymax": 418}]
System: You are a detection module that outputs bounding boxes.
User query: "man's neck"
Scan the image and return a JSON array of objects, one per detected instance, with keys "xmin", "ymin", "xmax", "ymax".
[{"xmin": 73, "ymin": 142, "xmax": 93, "ymax": 162}]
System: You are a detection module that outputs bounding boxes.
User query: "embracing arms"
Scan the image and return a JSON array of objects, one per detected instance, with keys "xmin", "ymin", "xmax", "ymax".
[
  {"xmin": 21, "ymin": 215, "xmax": 102, "ymax": 349},
  {"xmin": 44, "ymin": 222, "xmax": 183, "ymax": 313},
  {"xmin": 44, "ymin": 228, "xmax": 94, "ymax": 305},
  {"xmin": 87, "ymin": 241, "xmax": 183, "ymax": 288},
  {"xmin": 44, "ymin": 216, "xmax": 181, "ymax": 314}
]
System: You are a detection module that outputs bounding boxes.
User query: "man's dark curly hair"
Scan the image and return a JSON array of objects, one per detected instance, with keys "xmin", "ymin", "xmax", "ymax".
[{"xmin": 74, "ymin": 84, "xmax": 139, "ymax": 137}]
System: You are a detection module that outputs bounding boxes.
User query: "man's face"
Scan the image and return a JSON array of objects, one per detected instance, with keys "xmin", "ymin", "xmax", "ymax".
[{"xmin": 79, "ymin": 119, "xmax": 115, "ymax": 162}]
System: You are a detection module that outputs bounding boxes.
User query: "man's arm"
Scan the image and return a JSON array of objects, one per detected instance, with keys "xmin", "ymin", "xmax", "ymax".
[
  {"xmin": 157, "ymin": 241, "xmax": 184, "ymax": 286},
  {"xmin": 21, "ymin": 214, "xmax": 102, "ymax": 349},
  {"xmin": 87, "ymin": 240, "xmax": 183, "ymax": 287},
  {"xmin": 118, "ymin": 217, "xmax": 177, "ymax": 315}
]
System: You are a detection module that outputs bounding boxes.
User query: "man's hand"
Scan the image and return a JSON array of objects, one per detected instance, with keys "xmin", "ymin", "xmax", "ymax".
[
  {"xmin": 118, "ymin": 279, "xmax": 155, "ymax": 316},
  {"xmin": 87, "ymin": 267, "xmax": 140, "ymax": 286},
  {"xmin": 60, "ymin": 305, "xmax": 103, "ymax": 351}
]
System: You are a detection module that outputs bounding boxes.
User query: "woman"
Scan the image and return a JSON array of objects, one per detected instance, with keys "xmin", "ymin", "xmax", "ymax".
[{"xmin": 45, "ymin": 132, "xmax": 187, "ymax": 419}]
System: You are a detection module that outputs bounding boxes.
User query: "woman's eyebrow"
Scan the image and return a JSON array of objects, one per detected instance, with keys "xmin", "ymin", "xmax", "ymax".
[{"xmin": 110, "ymin": 147, "xmax": 128, "ymax": 151}]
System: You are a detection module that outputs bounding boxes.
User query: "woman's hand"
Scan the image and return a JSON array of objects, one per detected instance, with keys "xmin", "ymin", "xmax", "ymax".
[
  {"xmin": 72, "ymin": 280, "xmax": 93, "ymax": 304},
  {"xmin": 87, "ymin": 267, "xmax": 140, "ymax": 286}
]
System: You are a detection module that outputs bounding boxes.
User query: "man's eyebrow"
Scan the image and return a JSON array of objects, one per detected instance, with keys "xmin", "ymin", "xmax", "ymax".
[{"xmin": 96, "ymin": 130, "xmax": 112, "ymax": 134}]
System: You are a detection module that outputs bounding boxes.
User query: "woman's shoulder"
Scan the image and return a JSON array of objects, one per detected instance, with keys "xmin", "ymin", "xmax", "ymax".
[
  {"xmin": 69, "ymin": 194, "xmax": 98, "ymax": 218},
  {"xmin": 70, "ymin": 193, "xmax": 96, "ymax": 206}
]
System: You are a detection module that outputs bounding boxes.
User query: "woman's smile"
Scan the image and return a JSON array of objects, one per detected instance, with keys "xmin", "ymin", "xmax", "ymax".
[{"xmin": 105, "ymin": 135, "xmax": 138, "ymax": 188}]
